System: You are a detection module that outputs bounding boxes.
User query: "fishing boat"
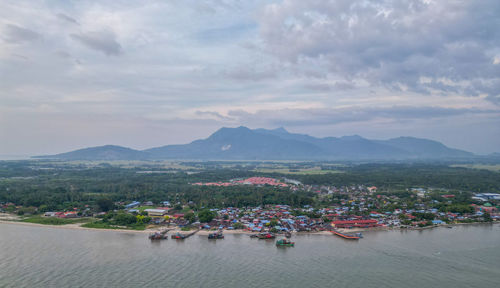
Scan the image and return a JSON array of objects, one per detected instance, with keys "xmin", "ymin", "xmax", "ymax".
[
  {"xmin": 208, "ymin": 230, "xmax": 224, "ymax": 239},
  {"xmin": 285, "ymin": 231, "xmax": 292, "ymax": 238},
  {"xmin": 276, "ymin": 238, "xmax": 295, "ymax": 247},
  {"xmin": 171, "ymin": 232, "xmax": 186, "ymax": 239},
  {"xmin": 256, "ymin": 232, "xmax": 276, "ymax": 239},
  {"xmin": 148, "ymin": 230, "xmax": 168, "ymax": 240}
]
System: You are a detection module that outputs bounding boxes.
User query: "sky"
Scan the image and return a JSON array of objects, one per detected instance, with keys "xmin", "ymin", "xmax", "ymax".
[{"xmin": 1, "ymin": 0, "xmax": 500, "ymax": 156}]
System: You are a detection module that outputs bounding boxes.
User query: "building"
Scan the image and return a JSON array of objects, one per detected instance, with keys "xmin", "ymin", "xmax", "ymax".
[
  {"xmin": 473, "ymin": 193, "xmax": 500, "ymax": 202},
  {"xmin": 144, "ymin": 209, "xmax": 169, "ymax": 217},
  {"xmin": 125, "ymin": 201, "xmax": 141, "ymax": 209}
]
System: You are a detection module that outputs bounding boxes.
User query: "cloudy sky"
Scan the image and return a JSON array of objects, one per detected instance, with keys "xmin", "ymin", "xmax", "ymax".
[{"xmin": 1, "ymin": 0, "xmax": 499, "ymax": 156}]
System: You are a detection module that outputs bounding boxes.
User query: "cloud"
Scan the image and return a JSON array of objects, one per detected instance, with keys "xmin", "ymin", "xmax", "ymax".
[
  {"xmin": 224, "ymin": 106, "xmax": 500, "ymax": 126},
  {"xmin": 1, "ymin": 1, "xmax": 499, "ymax": 154},
  {"xmin": 71, "ymin": 30, "xmax": 122, "ymax": 56},
  {"xmin": 258, "ymin": 0, "xmax": 500, "ymax": 103},
  {"xmin": 56, "ymin": 13, "xmax": 79, "ymax": 25},
  {"xmin": 2, "ymin": 24, "xmax": 40, "ymax": 43}
]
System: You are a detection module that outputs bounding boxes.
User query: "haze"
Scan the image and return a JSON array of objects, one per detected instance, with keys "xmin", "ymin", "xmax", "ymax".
[{"xmin": 1, "ymin": 0, "xmax": 499, "ymax": 156}]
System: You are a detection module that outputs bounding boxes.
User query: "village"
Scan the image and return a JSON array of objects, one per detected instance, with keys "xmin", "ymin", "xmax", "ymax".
[{"xmin": 2, "ymin": 177, "xmax": 498, "ymax": 237}]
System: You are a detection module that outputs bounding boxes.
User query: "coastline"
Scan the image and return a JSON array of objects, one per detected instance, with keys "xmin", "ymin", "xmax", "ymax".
[{"xmin": 1, "ymin": 217, "xmax": 496, "ymax": 235}]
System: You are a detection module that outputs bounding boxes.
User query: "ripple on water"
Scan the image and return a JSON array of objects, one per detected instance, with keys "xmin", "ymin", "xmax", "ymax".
[{"xmin": 1, "ymin": 223, "xmax": 500, "ymax": 288}]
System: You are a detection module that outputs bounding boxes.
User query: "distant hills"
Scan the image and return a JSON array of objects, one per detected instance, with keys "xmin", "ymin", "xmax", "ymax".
[{"xmin": 35, "ymin": 126, "xmax": 476, "ymax": 161}]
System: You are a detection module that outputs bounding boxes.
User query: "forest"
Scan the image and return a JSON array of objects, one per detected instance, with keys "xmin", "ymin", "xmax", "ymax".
[{"xmin": 0, "ymin": 160, "xmax": 499, "ymax": 211}]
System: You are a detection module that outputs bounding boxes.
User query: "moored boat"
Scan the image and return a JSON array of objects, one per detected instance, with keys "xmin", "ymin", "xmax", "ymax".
[
  {"xmin": 276, "ymin": 238, "xmax": 295, "ymax": 247},
  {"xmin": 257, "ymin": 232, "xmax": 275, "ymax": 239},
  {"xmin": 208, "ymin": 230, "xmax": 224, "ymax": 239},
  {"xmin": 171, "ymin": 232, "xmax": 186, "ymax": 239},
  {"xmin": 149, "ymin": 230, "xmax": 168, "ymax": 240}
]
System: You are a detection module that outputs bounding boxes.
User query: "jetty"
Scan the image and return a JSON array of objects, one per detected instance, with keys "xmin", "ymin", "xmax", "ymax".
[
  {"xmin": 330, "ymin": 230, "xmax": 363, "ymax": 240},
  {"xmin": 171, "ymin": 229, "xmax": 200, "ymax": 240}
]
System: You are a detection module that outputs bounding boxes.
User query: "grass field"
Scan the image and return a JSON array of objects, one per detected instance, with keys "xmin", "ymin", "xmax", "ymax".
[
  {"xmin": 451, "ymin": 164, "xmax": 500, "ymax": 172},
  {"xmin": 254, "ymin": 168, "xmax": 343, "ymax": 175},
  {"xmin": 20, "ymin": 216, "xmax": 91, "ymax": 225},
  {"xmin": 81, "ymin": 221, "xmax": 146, "ymax": 230}
]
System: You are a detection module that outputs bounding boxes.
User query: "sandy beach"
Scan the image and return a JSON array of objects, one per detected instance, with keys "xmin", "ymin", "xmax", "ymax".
[
  {"xmin": 0, "ymin": 219, "xmax": 336, "ymax": 235},
  {"xmin": 1, "ymin": 214, "xmax": 495, "ymax": 236}
]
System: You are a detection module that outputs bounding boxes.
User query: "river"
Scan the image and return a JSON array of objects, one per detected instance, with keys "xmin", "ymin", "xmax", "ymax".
[{"xmin": 1, "ymin": 223, "xmax": 499, "ymax": 287}]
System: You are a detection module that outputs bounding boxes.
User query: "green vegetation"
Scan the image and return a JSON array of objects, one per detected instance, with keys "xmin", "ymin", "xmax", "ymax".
[
  {"xmin": 232, "ymin": 222, "xmax": 245, "ymax": 229},
  {"xmin": 21, "ymin": 216, "xmax": 91, "ymax": 225},
  {"xmin": 184, "ymin": 212, "xmax": 195, "ymax": 223},
  {"xmin": 198, "ymin": 209, "xmax": 216, "ymax": 223},
  {"xmin": 81, "ymin": 221, "xmax": 146, "ymax": 230},
  {"xmin": 254, "ymin": 168, "xmax": 342, "ymax": 175},
  {"xmin": 451, "ymin": 164, "xmax": 500, "ymax": 172},
  {"xmin": 1, "ymin": 160, "xmax": 499, "ymax": 211}
]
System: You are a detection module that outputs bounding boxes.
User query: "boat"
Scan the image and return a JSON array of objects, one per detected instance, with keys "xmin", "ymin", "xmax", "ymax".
[
  {"xmin": 330, "ymin": 230, "xmax": 361, "ymax": 240},
  {"xmin": 276, "ymin": 238, "xmax": 295, "ymax": 247},
  {"xmin": 171, "ymin": 232, "xmax": 186, "ymax": 239},
  {"xmin": 285, "ymin": 231, "xmax": 292, "ymax": 238},
  {"xmin": 148, "ymin": 230, "xmax": 168, "ymax": 240},
  {"xmin": 208, "ymin": 230, "xmax": 224, "ymax": 239},
  {"xmin": 256, "ymin": 232, "xmax": 276, "ymax": 239}
]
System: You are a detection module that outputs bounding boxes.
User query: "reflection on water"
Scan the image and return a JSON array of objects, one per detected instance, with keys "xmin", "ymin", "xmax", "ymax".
[{"xmin": 1, "ymin": 223, "xmax": 500, "ymax": 288}]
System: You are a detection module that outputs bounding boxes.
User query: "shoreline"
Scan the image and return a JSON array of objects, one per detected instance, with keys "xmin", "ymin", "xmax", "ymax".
[{"xmin": 1, "ymin": 219, "xmax": 496, "ymax": 235}]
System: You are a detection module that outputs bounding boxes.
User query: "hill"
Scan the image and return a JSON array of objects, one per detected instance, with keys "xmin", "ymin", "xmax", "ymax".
[{"xmin": 34, "ymin": 145, "xmax": 150, "ymax": 160}]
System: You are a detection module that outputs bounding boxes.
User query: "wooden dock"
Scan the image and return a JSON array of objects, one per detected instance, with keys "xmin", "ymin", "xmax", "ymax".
[{"xmin": 330, "ymin": 230, "xmax": 361, "ymax": 240}]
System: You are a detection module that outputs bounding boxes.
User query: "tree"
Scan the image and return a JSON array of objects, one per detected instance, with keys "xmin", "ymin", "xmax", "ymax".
[
  {"xmin": 483, "ymin": 212, "xmax": 492, "ymax": 222},
  {"xmin": 232, "ymin": 222, "xmax": 244, "ymax": 229},
  {"xmin": 184, "ymin": 212, "xmax": 195, "ymax": 223},
  {"xmin": 96, "ymin": 198, "xmax": 114, "ymax": 212},
  {"xmin": 198, "ymin": 209, "xmax": 216, "ymax": 223},
  {"xmin": 270, "ymin": 219, "xmax": 279, "ymax": 227}
]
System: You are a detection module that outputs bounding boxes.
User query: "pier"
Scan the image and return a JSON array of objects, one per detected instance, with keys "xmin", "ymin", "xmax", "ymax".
[
  {"xmin": 171, "ymin": 229, "xmax": 200, "ymax": 239},
  {"xmin": 330, "ymin": 230, "xmax": 362, "ymax": 240}
]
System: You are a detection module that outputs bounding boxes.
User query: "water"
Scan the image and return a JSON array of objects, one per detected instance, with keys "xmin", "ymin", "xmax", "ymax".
[{"xmin": 1, "ymin": 223, "xmax": 500, "ymax": 288}]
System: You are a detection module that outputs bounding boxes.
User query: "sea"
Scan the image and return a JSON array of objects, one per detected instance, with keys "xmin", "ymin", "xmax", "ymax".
[{"xmin": 1, "ymin": 223, "xmax": 499, "ymax": 288}]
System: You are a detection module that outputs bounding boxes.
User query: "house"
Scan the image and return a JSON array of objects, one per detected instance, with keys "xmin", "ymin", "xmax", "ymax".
[{"xmin": 144, "ymin": 209, "xmax": 168, "ymax": 217}]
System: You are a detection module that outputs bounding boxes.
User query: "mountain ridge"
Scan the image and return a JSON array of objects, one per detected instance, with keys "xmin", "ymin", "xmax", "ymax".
[{"xmin": 35, "ymin": 126, "xmax": 475, "ymax": 161}]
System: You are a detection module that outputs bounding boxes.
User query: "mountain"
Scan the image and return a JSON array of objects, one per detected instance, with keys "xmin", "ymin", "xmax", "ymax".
[
  {"xmin": 145, "ymin": 126, "xmax": 473, "ymax": 160},
  {"xmin": 377, "ymin": 137, "xmax": 473, "ymax": 158},
  {"xmin": 34, "ymin": 127, "xmax": 475, "ymax": 160},
  {"xmin": 34, "ymin": 145, "xmax": 150, "ymax": 160},
  {"xmin": 144, "ymin": 126, "xmax": 324, "ymax": 160}
]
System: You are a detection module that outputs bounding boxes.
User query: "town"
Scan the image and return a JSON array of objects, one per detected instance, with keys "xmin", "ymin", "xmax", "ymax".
[{"xmin": 2, "ymin": 176, "xmax": 498, "ymax": 234}]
